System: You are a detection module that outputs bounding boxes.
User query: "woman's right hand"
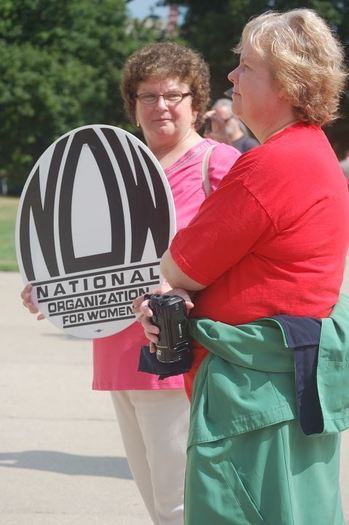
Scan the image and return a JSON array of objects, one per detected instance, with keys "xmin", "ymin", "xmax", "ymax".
[
  {"xmin": 132, "ymin": 288, "xmax": 194, "ymax": 351},
  {"xmin": 21, "ymin": 284, "xmax": 45, "ymax": 320},
  {"xmin": 132, "ymin": 294, "xmax": 160, "ymax": 350}
]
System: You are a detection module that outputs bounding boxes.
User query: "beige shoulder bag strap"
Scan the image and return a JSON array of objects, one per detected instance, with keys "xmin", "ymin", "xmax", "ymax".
[{"xmin": 201, "ymin": 144, "xmax": 216, "ymax": 197}]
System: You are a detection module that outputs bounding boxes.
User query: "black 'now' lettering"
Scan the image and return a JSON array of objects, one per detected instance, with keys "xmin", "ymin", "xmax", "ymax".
[
  {"xmin": 102, "ymin": 128, "xmax": 170, "ymax": 262},
  {"xmin": 19, "ymin": 136, "xmax": 68, "ymax": 280}
]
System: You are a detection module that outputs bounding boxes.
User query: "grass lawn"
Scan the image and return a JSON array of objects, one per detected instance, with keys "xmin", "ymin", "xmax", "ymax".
[{"xmin": 0, "ymin": 196, "xmax": 19, "ymax": 271}]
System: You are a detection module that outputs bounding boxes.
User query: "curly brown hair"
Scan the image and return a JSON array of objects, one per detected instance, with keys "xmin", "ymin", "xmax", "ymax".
[
  {"xmin": 235, "ymin": 9, "xmax": 347, "ymax": 126},
  {"xmin": 121, "ymin": 42, "xmax": 210, "ymax": 130}
]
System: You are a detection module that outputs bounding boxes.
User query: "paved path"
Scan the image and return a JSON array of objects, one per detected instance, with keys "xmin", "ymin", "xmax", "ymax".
[
  {"xmin": 0, "ymin": 272, "xmax": 152, "ymax": 525},
  {"xmin": 0, "ymin": 270, "xmax": 349, "ymax": 524}
]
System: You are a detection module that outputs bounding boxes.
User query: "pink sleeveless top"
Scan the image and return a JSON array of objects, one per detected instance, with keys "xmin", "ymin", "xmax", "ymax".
[{"xmin": 92, "ymin": 139, "xmax": 240, "ymax": 390}]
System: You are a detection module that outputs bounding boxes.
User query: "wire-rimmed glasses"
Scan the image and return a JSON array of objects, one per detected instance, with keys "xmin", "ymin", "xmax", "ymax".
[{"xmin": 136, "ymin": 91, "xmax": 192, "ymax": 106}]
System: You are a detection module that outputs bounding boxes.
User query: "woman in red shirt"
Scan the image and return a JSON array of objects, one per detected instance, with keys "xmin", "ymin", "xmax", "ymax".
[{"xmin": 138, "ymin": 9, "xmax": 349, "ymax": 525}]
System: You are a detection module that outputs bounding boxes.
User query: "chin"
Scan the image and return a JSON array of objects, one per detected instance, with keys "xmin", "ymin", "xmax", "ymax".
[{"xmin": 232, "ymin": 108, "xmax": 242, "ymax": 120}]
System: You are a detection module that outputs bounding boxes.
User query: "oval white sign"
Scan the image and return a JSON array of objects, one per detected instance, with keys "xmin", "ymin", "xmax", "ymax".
[{"xmin": 16, "ymin": 125, "xmax": 176, "ymax": 338}]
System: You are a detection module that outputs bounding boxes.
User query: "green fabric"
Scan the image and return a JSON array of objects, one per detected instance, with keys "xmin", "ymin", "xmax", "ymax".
[
  {"xmin": 262, "ymin": 294, "xmax": 349, "ymax": 433},
  {"xmin": 316, "ymin": 294, "xmax": 349, "ymax": 433},
  {"xmin": 188, "ymin": 320, "xmax": 296, "ymax": 446},
  {"xmin": 188, "ymin": 293, "xmax": 349, "ymax": 446},
  {"xmin": 185, "ymin": 300, "xmax": 349, "ymax": 524},
  {"xmin": 184, "ymin": 421, "xmax": 343, "ymax": 525}
]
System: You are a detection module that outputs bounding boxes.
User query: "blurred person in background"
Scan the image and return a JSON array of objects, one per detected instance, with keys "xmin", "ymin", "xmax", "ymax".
[
  {"xmin": 340, "ymin": 148, "xmax": 349, "ymax": 186},
  {"xmin": 204, "ymin": 96, "xmax": 259, "ymax": 152}
]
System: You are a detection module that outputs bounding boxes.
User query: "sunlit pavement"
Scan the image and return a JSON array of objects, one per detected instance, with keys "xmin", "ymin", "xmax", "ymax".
[{"xmin": 0, "ymin": 271, "xmax": 152, "ymax": 525}]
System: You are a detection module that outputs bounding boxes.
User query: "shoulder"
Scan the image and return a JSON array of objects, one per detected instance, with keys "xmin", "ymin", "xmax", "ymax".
[
  {"xmin": 207, "ymin": 139, "xmax": 240, "ymax": 157},
  {"xmin": 207, "ymin": 140, "xmax": 241, "ymax": 169},
  {"xmin": 228, "ymin": 124, "xmax": 331, "ymax": 182},
  {"xmin": 222, "ymin": 124, "xmax": 348, "ymax": 228}
]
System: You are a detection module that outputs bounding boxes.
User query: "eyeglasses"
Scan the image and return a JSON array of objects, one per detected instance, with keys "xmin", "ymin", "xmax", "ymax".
[{"xmin": 136, "ymin": 91, "xmax": 192, "ymax": 106}]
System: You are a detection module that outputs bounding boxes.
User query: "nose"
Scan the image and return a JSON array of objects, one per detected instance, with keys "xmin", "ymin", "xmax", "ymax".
[
  {"xmin": 155, "ymin": 95, "xmax": 168, "ymax": 109},
  {"xmin": 228, "ymin": 66, "xmax": 239, "ymax": 84}
]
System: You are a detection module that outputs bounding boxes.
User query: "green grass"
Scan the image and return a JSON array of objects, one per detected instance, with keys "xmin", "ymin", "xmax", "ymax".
[{"xmin": 0, "ymin": 196, "xmax": 19, "ymax": 271}]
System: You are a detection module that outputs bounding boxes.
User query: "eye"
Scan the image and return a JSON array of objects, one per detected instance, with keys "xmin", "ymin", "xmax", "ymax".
[
  {"xmin": 164, "ymin": 92, "xmax": 183, "ymax": 103},
  {"xmin": 240, "ymin": 59, "xmax": 251, "ymax": 71},
  {"xmin": 137, "ymin": 94, "xmax": 157, "ymax": 104}
]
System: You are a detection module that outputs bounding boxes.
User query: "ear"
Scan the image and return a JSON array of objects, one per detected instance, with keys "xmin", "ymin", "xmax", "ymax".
[
  {"xmin": 134, "ymin": 109, "xmax": 140, "ymax": 127},
  {"xmin": 192, "ymin": 110, "xmax": 199, "ymax": 125},
  {"xmin": 277, "ymin": 85, "xmax": 288, "ymax": 100}
]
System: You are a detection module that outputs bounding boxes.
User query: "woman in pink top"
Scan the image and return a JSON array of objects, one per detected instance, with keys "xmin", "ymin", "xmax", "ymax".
[{"xmin": 22, "ymin": 42, "xmax": 240, "ymax": 525}]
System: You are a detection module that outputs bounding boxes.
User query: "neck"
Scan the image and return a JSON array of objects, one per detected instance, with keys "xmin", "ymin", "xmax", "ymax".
[
  {"xmin": 256, "ymin": 117, "xmax": 298, "ymax": 144},
  {"xmin": 147, "ymin": 129, "xmax": 203, "ymax": 168}
]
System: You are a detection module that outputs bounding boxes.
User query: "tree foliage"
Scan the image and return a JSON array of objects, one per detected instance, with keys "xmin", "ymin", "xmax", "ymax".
[
  {"xmin": 3, "ymin": 0, "xmax": 349, "ymax": 193},
  {"xmin": 0, "ymin": 0, "xmax": 160, "ymax": 192},
  {"xmin": 161, "ymin": 0, "xmax": 349, "ymax": 155}
]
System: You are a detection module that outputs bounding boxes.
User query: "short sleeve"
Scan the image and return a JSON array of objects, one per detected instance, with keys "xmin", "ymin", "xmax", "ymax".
[{"xmin": 170, "ymin": 177, "xmax": 274, "ymax": 286}]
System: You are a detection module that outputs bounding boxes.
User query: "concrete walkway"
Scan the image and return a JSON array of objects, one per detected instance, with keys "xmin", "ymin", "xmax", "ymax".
[
  {"xmin": 0, "ymin": 271, "xmax": 152, "ymax": 525},
  {"xmin": 0, "ymin": 270, "xmax": 349, "ymax": 524}
]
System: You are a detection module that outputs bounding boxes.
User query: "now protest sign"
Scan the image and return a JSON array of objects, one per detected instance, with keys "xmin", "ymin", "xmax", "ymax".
[{"xmin": 16, "ymin": 125, "xmax": 176, "ymax": 339}]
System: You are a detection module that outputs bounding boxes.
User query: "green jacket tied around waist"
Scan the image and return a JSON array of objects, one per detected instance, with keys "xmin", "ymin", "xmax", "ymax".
[{"xmin": 188, "ymin": 294, "xmax": 349, "ymax": 447}]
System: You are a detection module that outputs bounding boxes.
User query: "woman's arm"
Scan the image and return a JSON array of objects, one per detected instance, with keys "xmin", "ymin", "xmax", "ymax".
[
  {"xmin": 132, "ymin": 250, "xmax": 200, "ymax": 348},
  {"xmin": 160, "ymin": 249, "xmax": 206, "ymax": 292}
]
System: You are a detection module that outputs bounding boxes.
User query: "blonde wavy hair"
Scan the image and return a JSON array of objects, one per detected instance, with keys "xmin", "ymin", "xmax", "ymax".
[
  {"xmin": 121, "ymin": 42, "xmax": 210, "ymax": 130},
  {"xmin": 235, "ymin": 9, "xmax": 347, "ymax": 126}
]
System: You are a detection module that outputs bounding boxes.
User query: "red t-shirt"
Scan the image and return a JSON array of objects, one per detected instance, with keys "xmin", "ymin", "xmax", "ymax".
[{"xmin": 170, "ymin": 123, "xmax": 349, "ymax": 399}]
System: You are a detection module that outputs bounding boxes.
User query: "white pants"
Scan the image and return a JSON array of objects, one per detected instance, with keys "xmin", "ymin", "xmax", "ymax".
[{"xmin": 110, "ymin": 389, "xmax": 189, "ymax": 525}]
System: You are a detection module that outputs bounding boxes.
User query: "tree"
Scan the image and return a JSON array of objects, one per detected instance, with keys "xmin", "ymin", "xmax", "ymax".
[
  {"xmin": 0, "ymin": 0, "xmax": 160, "ymax": 193},
  {"xmin": 161, "ymin": 0, "xmax": 349, "ymax": 156}
]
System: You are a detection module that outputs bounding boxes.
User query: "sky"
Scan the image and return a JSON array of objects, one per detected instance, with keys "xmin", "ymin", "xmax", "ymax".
[{"xmin": 127, "ymin": 0, "xmax": 169, "ymax": 19}]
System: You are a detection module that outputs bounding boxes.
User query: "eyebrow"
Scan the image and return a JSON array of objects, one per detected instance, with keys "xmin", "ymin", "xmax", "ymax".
[
  {"xmin": 240, "ymin": 54, "xmax": 255, "ymax": 67},
  {"xmin": 138, "ymin": 89, "xmax": 183, "ymax": 93}
]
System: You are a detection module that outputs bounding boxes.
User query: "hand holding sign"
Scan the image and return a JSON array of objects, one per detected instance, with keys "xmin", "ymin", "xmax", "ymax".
[{"xmin": 16, "ymin": 125, "xmax": 176, "ymax": 338}]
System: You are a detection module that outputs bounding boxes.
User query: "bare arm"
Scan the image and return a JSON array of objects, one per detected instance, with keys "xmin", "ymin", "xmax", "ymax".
[
  {"xmin": 131, "ymin": 249, "xmax": 204, "ymax": 350},
  {"xmin": 160, "ymin": 249, "xmax": 206, "ymax": 292}
]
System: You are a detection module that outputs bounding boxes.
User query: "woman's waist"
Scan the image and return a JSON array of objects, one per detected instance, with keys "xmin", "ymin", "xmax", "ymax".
[{"xmin": 191, "ymin": 288, "xmax": 337, "ymax": 324}]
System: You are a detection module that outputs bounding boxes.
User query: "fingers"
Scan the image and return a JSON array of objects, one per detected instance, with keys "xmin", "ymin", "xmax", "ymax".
[
  {"xmin": 132, "ymin": 294, "xmax": 159, "ymax": 344},
  {"xmin": 21, "ymin": 283, "xmax": 42, "ymax": 317},
  {"xmin": 149, "ymin": 342, "xmax": 157, "ymax": 354},
  {"xmin": 131, "ymin": 294, "xmax": 149, "ymax": 317},
  {"xmin": 21, "ymin": 283, "xmax": 31, "ymax": 299},
  {"xmin": 139, "ymin": 301, "xmax": 160, "ymax": 344},
  {"xmin": 132, "ymin": 288, "xmax": 195, "ymax": 347},
  {"xmin": 131, "ymin": 283, "xmax": 167, "ymax": 316},
  {"xmin": 132, "ymin": 294, "xmax": 151, "ymax": 319},
  {"xmin": 132, "ymin": 289, "xmax": 195, "ymax": 317},
  {"xmin": 22, "ymin": 300, "xmax": 39, "ymax": 314},
  {"xmin": 144, "ymin": 330, "xmax": 159, "ymax": 346},
  {"xmin": 162, "ymin": 288, "xmax": 195, "ymax": 314},
  {"xmin": 21, "ymin": 284, "xmax": 35, "ymax": 311}
]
